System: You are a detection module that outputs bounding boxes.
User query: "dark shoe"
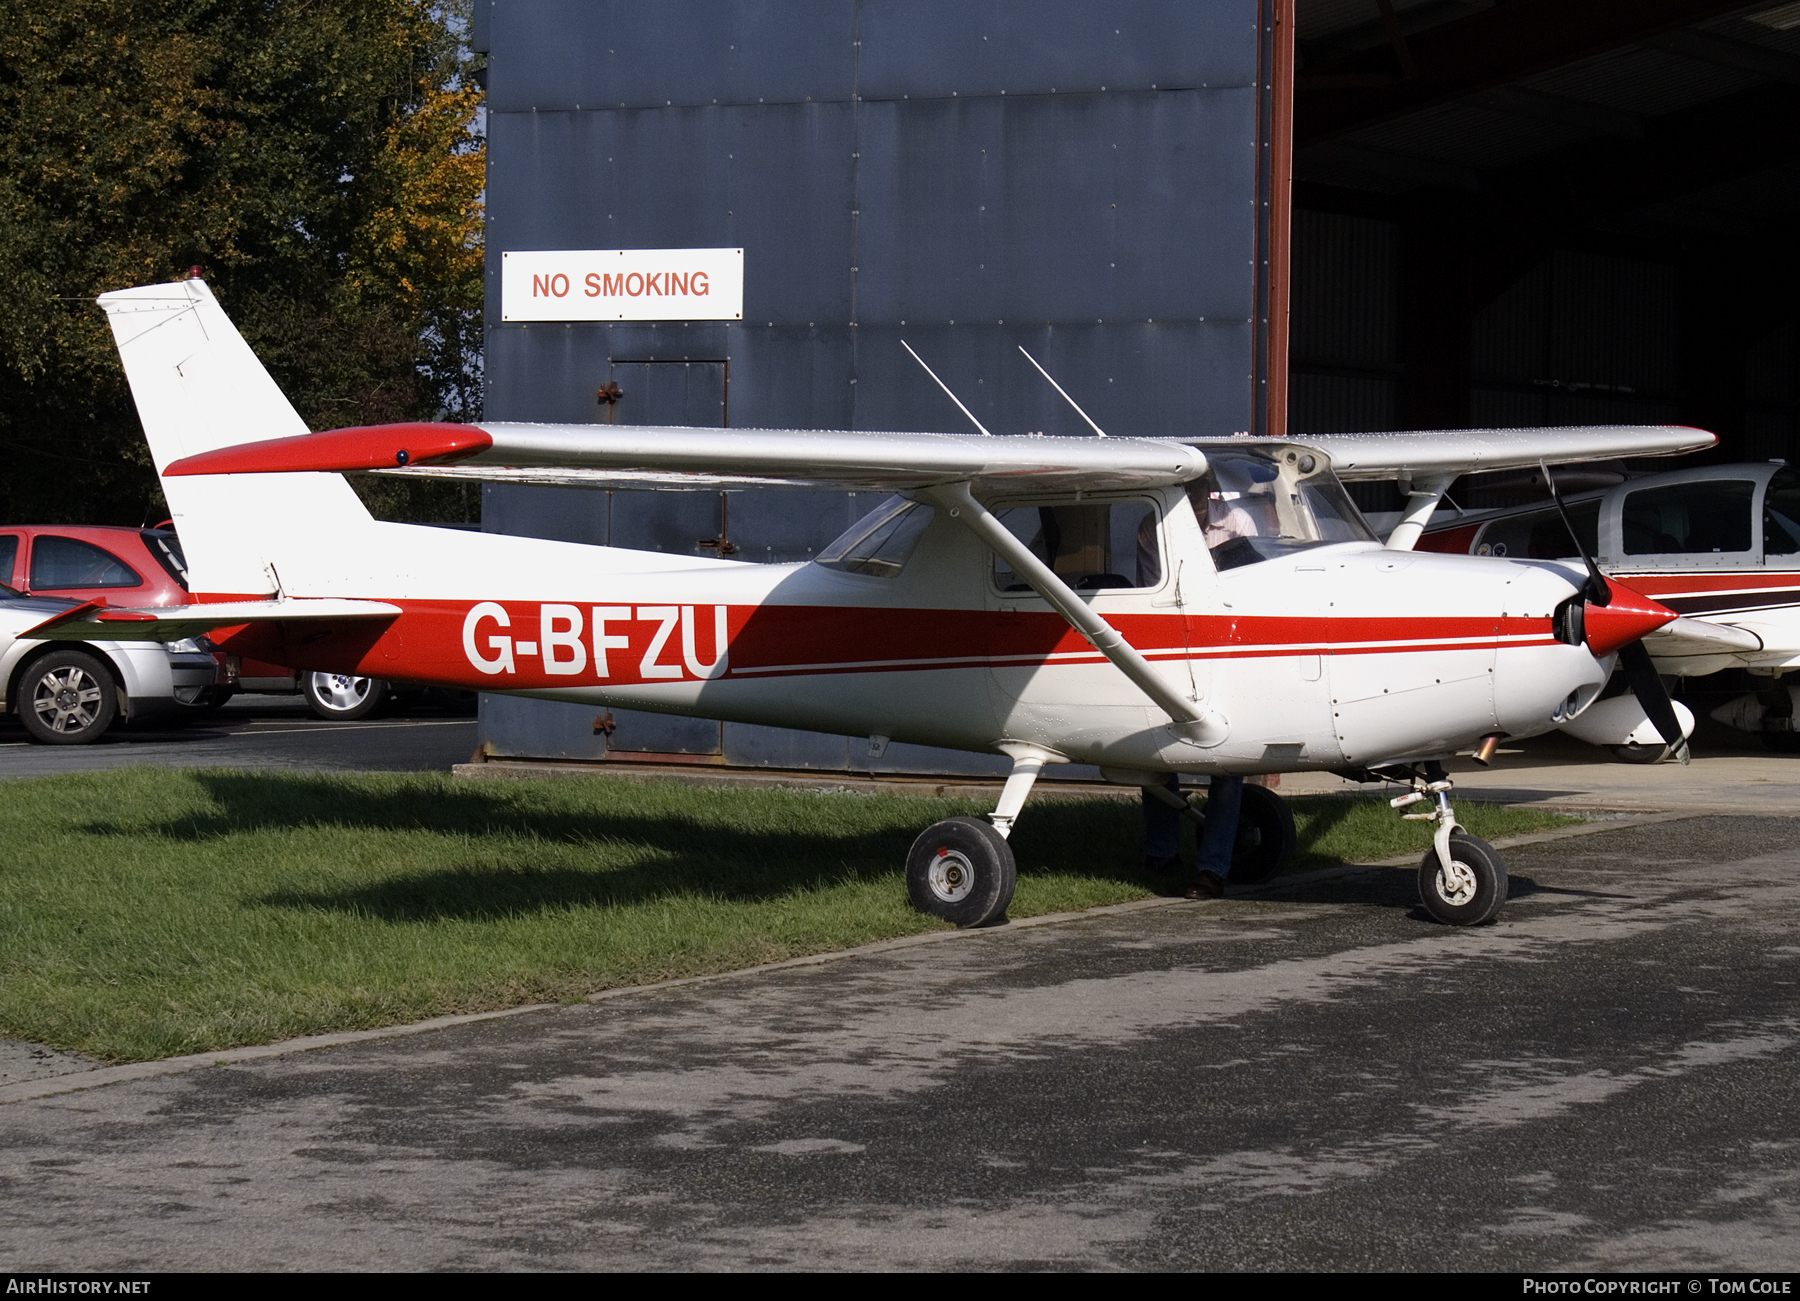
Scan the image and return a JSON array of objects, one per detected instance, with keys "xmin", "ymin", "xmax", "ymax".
[
  {"xmin": 1142, "ymin": 853, "xmax": 1184, "ymax": 876},
  {"xmin": 1184, "ymin": 870, "xmax": 1227, "ymax": 901}
]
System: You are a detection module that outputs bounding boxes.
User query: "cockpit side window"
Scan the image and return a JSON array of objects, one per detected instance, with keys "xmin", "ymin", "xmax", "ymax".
[
  {"xmin": 1188, "ymin": 448, "xmax": 1376, "ymax": 571},
  {"xmin": 990, "ymin": 500, "xmax": 1161, "ymax": 592},
  {"xmin": 1621, "ymin": 480, "xmax": 1755, "ymax": 555},
  {"xmin": 1765, "ymin": 469, "xmax": 1800, "ymax": 558},
  {"xmin": 815, "ymin": 496, "xmax": 936, "ymax": 578}
]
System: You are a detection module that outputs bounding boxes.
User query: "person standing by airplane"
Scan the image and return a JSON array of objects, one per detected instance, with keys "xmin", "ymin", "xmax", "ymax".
[{"xmin": 1143, "ymin": 772, "xmax": 1245, "ymax": 899}]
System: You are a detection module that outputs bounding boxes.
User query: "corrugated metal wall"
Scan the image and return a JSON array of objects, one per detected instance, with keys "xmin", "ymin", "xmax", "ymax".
[
  {"xmin": 474, "ymin": 0, "xmax": 1276, "ymax": 771},
  {"xmin": 1286, "ymin": 209, "xmax": 1398, "ymax": 437},
  {"xmin": 1469, "ymin": 252, "xmax": 1681, "ymax": 432}
]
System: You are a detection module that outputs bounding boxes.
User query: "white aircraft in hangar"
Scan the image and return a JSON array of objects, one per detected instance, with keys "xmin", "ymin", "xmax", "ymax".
[
  {"xmin": 1417, "ymin": 461, "xmax": 1800, "ymax": 760},
  {"xmin": 27, "ymin": 278, "xmax": 1715, "ymax": 929}
]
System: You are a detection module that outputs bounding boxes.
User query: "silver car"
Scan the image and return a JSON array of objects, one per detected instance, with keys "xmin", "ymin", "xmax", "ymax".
[{"xmin": 0, "ymin": 581, "xmax": 218, "ymax": 744}]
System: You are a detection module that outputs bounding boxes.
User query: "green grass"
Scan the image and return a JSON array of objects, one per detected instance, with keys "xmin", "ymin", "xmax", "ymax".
[{"xmin": 0, "ymin": 769, "xmax": 1577, "ymax": 1063}]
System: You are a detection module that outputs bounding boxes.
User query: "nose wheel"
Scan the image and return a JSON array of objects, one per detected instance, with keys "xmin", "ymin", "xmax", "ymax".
[
  {"xmin": 1418, "ymin": 831, "xmax": 1507, "ymax": 926},
  {"xmin": 1385, "ymin": 762, "xmax": 1509, "ymax": 926}
]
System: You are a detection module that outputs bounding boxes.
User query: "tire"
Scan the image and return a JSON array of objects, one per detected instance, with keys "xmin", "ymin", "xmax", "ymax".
[
  {"xmin": 1228, "ymin": 783, "xmax": 1298, "ymax": 884},
  {"xmin": 1418, "ymin": 832, "xmax": 1508, "ymax": 926},
  {"xmin": 1610, "ymin": 742, "xmax": 1669, "ymax": 763},
  {"xmin": 302, "ymin": 671, "xmax": 388, "ymax": 721},
  {"xmin": 18, "ymin": 650, "xmax": 118, "ymax": 745},
  {"xmin": 906, "ymin": 816, "xmax": 1017, "ymax": 928}
]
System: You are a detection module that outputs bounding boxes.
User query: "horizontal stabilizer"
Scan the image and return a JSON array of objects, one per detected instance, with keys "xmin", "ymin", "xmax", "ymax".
[
  {"xmin": 1642, "ymin": 617, "xmax": 1763, "ymax": 658},
  {"xmin": 23, "ymin": 598, "xmax": 402, "ymax": 643}
]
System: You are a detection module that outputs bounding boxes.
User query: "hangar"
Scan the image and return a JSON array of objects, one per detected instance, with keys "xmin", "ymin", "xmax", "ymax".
[{"xmin": 467, "ymin": 0, "xmax": 1800, "ymax": 772}]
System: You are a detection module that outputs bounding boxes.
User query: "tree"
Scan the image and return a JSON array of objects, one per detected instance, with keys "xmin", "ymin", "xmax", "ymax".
[{"xmin": 0, "ymin": 0, "xmax": 485, "ymax": 527}]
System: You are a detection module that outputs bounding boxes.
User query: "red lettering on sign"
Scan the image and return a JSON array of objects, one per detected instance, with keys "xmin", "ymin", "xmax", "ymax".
[
  {"xmin": 692, "ymin": 272, "xmax": 710, "ymax": 296},
  {"xmin": 647, "ymin": 272, "xmax": 663, "ymax": 295},
  {"xmin": 668, "ymin": 271, "xmax": 689, "ymax": 295},
  {"xmin": 584, "ymin": 272, "xmax": 602, "ymax": 297},
  {"xmin": 603, "ymin": 273, "xmax": 623, "ymax": 296},
  {"xmin": 532, "ymin": 274, "xmax": 551, "ymax": 297},
  {"xmin": 550, "ymin": 273, "xmax": 569, "ymax": 297},
  {"xmin": 625, "ymin": 272, "xmax": 643, "ymax": 296}
]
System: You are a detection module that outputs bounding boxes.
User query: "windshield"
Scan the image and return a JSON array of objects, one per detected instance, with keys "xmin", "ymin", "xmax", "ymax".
[
  {"xmin": 1187, "ymin": 448, "xmax": 1375, "ymax": 571},
  {"xmin": 815, "ymin": 496, "xmax": 935, "ymax": 578},
  {"xmin": 1475, "ymin": 499, "xmax": 1600, "ymax": 560}
]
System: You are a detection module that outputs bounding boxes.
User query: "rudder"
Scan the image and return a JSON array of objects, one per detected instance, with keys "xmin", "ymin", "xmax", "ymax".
[{"xmin": 99, "ymin": 279, "xmax": 371, "ymax": 598}]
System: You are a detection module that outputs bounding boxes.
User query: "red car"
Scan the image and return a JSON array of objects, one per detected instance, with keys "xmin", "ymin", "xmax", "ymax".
[{"xmin": 0, "ymin": 524, "xmax": 445, "ymax": 721}]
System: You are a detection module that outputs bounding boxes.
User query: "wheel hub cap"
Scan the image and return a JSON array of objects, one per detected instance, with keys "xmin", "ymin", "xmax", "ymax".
[
  {"xmin": 34, "ymin": 668, "xmax": 100, "ymax": 732},
  {"xmin": 1435, "ymin": 860, "xmax": 1478, "ymax": 908},
  {"xmin": 928, "ymin": 848, "xmax": 975, "ymax": 903}
]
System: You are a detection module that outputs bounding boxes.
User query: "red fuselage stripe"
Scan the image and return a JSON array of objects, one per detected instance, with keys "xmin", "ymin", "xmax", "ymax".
[{"xmin": 206, "ymin": 600, "xmax": 1554, "ymax": 691}]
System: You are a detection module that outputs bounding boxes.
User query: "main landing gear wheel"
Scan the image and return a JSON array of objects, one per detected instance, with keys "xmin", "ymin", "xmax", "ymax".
[
  {"xmin": 303, "ymin": 672, "xmax": 388, "ymax": 721},
  {"xmin": 1610, "ymin": 742, "xmax": 1669, "ymax": 764},
  {"xmin": 19, "ymin": 650, "xmax": 118, "ymax": 745},
  {"xmin": 1418, "ymin": 832, "xmax": 1507, "ymax": 926},
  {"xmin": 1227, "ymin": 784, "xmax": 1298, "ymax": 884},
  {"xmin": 906, "ymin": 816, "xmax": 1016, "ymax": 928}
]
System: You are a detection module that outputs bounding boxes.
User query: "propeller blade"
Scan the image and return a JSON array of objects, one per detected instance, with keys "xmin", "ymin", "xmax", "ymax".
[
  {"xmin": 1618, "ymin": 639, "xmax": 1690, "ymax": 764},
  {"xmin": 1540, "ymin": 459, "xmax": 1610, "ymax": 607}
]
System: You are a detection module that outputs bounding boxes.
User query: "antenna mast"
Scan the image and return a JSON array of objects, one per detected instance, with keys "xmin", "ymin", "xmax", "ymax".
[
  {"xmin": 901, "ymin": 340, "xmax": 992, "ymax": 437},
  {"xmin": 1017, "ymin": 346, "xmax": 1108, "ymax": 437}
]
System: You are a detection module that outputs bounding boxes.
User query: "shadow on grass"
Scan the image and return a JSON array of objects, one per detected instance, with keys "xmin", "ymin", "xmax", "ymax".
[{"xmin": 82, "ymin": 771, "xmax": 1155, "ymax": 922}]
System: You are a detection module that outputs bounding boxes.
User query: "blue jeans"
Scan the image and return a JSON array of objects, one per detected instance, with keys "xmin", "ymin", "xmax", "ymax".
[{"xmin": 1142, "ymin": 774, "xmax": 1246, "ymax": 878}]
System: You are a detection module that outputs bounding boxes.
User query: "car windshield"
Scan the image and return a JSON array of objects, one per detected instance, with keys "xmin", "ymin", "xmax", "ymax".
[{"xmin": 1187, "ymin": 447, "xmax": 1375, "ymax": 571}]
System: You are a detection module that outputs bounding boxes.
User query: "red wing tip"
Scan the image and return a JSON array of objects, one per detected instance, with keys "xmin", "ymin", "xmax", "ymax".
[{"xmin": 165, "ymin": 422, "xmax": 491, "ymax": 477}]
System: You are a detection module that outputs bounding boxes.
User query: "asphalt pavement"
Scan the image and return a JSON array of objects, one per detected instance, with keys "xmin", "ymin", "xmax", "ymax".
[
  {"xmin": 0, "ymin": 694, "xmax": 478, "ymax": 778},
  {"xmin": 2, "ymin": 814, "xmax": 1798, "ymax": 1271}
]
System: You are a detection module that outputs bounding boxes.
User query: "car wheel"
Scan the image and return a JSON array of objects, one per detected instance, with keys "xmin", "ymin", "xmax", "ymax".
[
  {"xmin": 302, "ymin": 671, "xmax": 388, "ymax": 721},
  {"xmin": 19, "ymin": 650, "xmax": 119, "ymax": 745}
]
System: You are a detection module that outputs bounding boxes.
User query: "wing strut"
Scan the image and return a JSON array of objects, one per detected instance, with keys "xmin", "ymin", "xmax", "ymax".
[
  {"xmin": 1385, "ymin": 473, "xmax": 1457, "ymax": 551},
  {"xmin": 919, "ymin": 481, "xmax": 1226, "ymax": 746}
]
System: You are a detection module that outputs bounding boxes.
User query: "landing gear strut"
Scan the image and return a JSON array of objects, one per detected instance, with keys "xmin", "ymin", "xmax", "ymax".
[
  {"xmin": 1386, "ymin": 762, "xmax": 1507, "ymax": 926},
  {"xmin": 906, "ymin": 745, "xmax": 1052, "ymax": 928}
]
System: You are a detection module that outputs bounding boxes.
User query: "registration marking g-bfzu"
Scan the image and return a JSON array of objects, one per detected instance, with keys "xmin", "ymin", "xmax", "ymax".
[{"xmin": 461, "ymin": 602, "xmax": 729, "ymax": 681}]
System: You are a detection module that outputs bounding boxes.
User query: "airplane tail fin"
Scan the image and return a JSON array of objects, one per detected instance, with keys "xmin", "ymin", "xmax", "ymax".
[{"xmin": 98, "ymin": 278, "xmax": 372, "ymax": 598}]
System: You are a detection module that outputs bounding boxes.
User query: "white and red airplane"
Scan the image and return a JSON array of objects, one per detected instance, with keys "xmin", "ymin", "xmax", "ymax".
[
  {"xmin": 1417, "ymin": 460, "xmax": 1800, "ymax": 760},
  {"xmin": 26, "ymin": 279, "xmax": 1716, "ymax": 928}
]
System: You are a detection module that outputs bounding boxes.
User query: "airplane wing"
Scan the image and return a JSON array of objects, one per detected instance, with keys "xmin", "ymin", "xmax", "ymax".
[
  {"xmin": 163, "ymin": 421, "xmax": 1209, "ymax": 494},
  {"xmin": 1298, "ymin": 426, "xmax": 1714, "ymax": 481},
  {"xmin": 21, "ymin": 598, "xmax": 402, "ymax": 642},
  {"xmin": 160, "ymin": 420, "xmax": 1713, "ymax": 494}
]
